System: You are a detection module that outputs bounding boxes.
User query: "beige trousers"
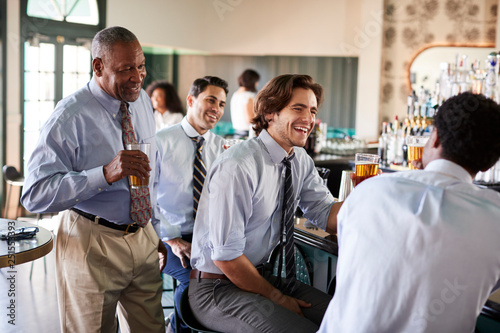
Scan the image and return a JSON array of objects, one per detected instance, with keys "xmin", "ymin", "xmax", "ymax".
[{"xmin": 55, "ymin": 210, "xmax": 164, "ymax": 333}]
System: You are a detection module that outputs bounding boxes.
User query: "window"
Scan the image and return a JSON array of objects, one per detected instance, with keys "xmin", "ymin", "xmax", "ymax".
[
  {"xmin": 23, "ymin": 39, "xmax": 92, "ymax": 171},
  {"xmin": 21, "ymin": 0, "xmax": 104, "ymax": 172},
  {"xmin": 27, "ymin": 0, "xmax": 99, "ymax": 25}
]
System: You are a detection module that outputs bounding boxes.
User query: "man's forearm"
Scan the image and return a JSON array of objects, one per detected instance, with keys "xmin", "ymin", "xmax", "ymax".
[
  {"xmin": 326, "ymin": 201, "xmax": 343, "ymax": 234},
  {"xmin": 21, "ymin": 166, "xmax": 108, "ymax": 213}
]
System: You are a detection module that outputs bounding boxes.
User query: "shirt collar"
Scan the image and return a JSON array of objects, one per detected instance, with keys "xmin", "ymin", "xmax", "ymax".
[
  {"xmin": 180, "ymin": 117, "xmax": 212, "ymax": 140},
  {"xmin": 258, "ymin": 129, "xmax": 292, "ymax": 165},
  {"xmin": 89, "ymin": 78, "xmax": 123, "ymax": 118},
  {"xmin": 424, "ymin": 159, "xmax": 473, "ymax": 183}
]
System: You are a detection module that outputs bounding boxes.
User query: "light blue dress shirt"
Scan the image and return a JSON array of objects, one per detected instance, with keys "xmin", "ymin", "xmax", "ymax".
[
  {"xmin": 191, "ymin": 129, "xmax": 336, "ymax": 274},
  {"xmin": 21, "ymin": 78, "xmax": 163, "ymax": 232},
  {"xmin": 319, "ymin": 159, "xmax": 500, "ymax": 333},
  {"xmin": 156, "ymin": 117, "xmax": 225, "ymax": 241}
]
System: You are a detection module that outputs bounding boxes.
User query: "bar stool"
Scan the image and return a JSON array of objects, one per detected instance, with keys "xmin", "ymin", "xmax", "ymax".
[
  {"xmin": 268, "ymin": 243, "xmax": 312, "ymax": 285},
  {"xmin": 178, "ymin": 287, "xmax": 219, "ymax": 333},
  {"xmin": 2, "ymin": 165, "xmax": 25, "ymax": 219}
]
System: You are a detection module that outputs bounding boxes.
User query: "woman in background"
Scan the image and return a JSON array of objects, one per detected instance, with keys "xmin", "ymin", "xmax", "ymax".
[
  {"xmin": 146, "ymin": 81, "xmax": 184, "ymax": 131},
  {"xmin": 230, "ymin": 69, "xmax": 260, "ymax": 137}
]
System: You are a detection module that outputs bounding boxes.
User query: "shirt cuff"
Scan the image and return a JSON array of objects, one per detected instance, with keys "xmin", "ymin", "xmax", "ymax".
[
  {"xmin": 88, "ymin": 166, "xmax": 112, "ymax": 190},
  {"xmin": 211, "ymin": 245, "xmax": 243, "ymax": 262}
]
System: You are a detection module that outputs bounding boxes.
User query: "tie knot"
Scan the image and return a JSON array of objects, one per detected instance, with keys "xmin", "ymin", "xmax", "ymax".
[
  {"xmin": 120, "ymin": 102, "xmax": 129, "ymax": 118},
  {"xmin": 191, "ymin": 136, "xmax": 205, "ymax": 148},
  {"xmin": 282, "ymin": 153, "xmax": 295, "ymax": 167}
]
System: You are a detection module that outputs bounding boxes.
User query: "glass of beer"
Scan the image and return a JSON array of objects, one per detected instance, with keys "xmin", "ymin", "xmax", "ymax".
[
  {"xmin": 406, "ymin": 136, "xmax": 429, "ymax": 170},
  {"xmin": 125, "ymin": 143, "xmax": 150, "ymax": 188},
  {"xmin": 354, "ymin": 153, "xmax": 380, "ymax": 185}
]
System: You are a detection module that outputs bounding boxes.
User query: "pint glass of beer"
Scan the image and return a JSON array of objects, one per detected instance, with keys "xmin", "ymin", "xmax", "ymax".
[
  {"xmin": 406, "ymin": 136, "xmax": 429, "ymax": 170},
  {"xmin": 354, "ymin": 153, "xmax": 380, "ymax": 185},
  {"xmin": 125, "ymin": 143, "xmax": 150, "ymax": 188}
]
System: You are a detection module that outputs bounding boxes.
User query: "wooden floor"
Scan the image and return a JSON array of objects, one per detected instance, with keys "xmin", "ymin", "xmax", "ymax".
[{"xmin": 0, "ymin": 217, "xmax": 174, "ymax": 333}]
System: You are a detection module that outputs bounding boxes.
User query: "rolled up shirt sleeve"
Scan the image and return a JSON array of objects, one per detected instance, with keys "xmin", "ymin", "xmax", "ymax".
[{"xmin": 208, "ymin": 159, "xmax": 251, "ymax": 262}]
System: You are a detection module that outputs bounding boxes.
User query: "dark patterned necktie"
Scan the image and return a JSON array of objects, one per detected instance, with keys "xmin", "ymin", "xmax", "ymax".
[
  {"xmin": 120, "ymin": 101, "xmax": 152, "ymax": 227},
  {"xmin": 191, "ymin": 136, "xmax": 206, "ymax": 219},
  {"xmin": 276, "ymin": 153, "xmax": 297, "ymax": 293}
]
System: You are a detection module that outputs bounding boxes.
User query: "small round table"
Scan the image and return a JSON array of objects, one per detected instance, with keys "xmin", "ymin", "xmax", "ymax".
[{"xmin": 0, "ymin": 219, "xmax": 54, "ymax": 268}]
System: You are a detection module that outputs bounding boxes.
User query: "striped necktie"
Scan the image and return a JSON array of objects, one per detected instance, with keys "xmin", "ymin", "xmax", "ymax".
[
  {"xmin": 191, "ymin": 136, "xmax": 206, "ymax": 219},
  {"xmin": 276, "ymin": 153, "xmax": 297, "ymax": 293},
  {"xmin": 120, "ymin": 101, "xmax": 152, "ymax": 227}
]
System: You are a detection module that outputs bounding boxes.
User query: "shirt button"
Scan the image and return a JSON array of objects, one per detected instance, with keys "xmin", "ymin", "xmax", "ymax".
[
  {"xmin": 98, "ymin": 188, "xmax": 102, "ymax": 191},
  {"xmin": 75, "ymin": 199, "xmax": 79, "ymax": 202},
  {"xmin": 113, "ymin": 114, "xmax": 116, "ymax": 118}
]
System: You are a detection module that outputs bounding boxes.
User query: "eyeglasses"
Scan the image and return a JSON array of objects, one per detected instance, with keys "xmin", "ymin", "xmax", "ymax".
[{"xmin": 0, "ymin": 227, "xmax": 39, "ymax": 241}]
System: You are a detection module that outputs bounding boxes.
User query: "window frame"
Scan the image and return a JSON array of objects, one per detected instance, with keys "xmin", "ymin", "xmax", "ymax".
[{"xmin": 19, "ymin": 0, "xmax": 106, "ymax": 173}]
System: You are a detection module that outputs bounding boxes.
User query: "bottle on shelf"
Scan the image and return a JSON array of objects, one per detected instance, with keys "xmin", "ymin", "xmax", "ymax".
[
  {"xmin": 378, "ymin": 122, "xmax": 388, "ymax": 167},
  {"xmin": 484, "ymin": 52, "xmax": 499, "ymax": 102},
  {"xmin": 387, "ymin": 116, "xmax": 404, "ymax": 165}
]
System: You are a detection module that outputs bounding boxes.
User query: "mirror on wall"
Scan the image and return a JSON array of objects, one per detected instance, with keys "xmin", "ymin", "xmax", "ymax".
[{"xmin": 408, "ymin": 44, "xmax": 496, "ymax": 93}]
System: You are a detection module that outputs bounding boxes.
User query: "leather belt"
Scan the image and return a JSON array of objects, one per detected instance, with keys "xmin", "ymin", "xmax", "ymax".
[
  {"xmin": 190, "ymin": 269, "xmax": 229, "ymax": 280},
  {"xmin": 71, "ymin": 208, "xmax": 140, "ymax": 233},
  {"xmin": 190, "ymin": 265, "xmax": 266, "ymax": 281}
]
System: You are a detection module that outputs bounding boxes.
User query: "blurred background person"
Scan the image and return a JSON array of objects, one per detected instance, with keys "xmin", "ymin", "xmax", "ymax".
[
  {"xmin": 146, "ymin": 80, "xmax": 184, "ymax": 131},
  {"xmin": 230, "ymin": 69, "xmax": 260, "ymax": 137}
]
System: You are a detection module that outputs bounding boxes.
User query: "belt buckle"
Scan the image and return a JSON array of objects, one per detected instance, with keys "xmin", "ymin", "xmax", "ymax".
[{"xmin": 124, "ymin": 223, "xmax": 137, "ymax": 235}]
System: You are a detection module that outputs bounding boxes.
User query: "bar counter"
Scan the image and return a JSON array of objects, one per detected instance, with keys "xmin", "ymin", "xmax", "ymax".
[{"xmin": 312, "ymin": 154, "xmax": 353, "ymax": 196}]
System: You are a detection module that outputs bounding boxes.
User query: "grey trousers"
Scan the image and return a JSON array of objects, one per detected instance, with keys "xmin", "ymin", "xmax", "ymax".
[{"xmin": 188, "ymin": 275, "xmax": 332, "ymax": 333}]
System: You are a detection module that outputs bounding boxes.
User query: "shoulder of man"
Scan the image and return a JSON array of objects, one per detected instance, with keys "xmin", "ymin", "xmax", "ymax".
[
  {"xmin": 44, "ymin": 85, "xmax": 95, "ymax": 131},
  {"xmin": 214, "ymin": 138, "xmax": 261, "ymax": 168},
  {"xmin": 156, "ymin": 122, "xmax": 183, "ymax": 137}
]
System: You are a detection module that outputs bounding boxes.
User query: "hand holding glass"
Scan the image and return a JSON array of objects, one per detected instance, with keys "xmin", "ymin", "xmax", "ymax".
[
  {"xmin": 125, "ymin": 143, "xmax": 150, "ymax": 188},
  {"xmin": 406, "ymin": 136, "xmax": 429, "ymax": 170},
  {"xmin": 354, "ymin": 153, "xmax": 380, "ymax": 185}
]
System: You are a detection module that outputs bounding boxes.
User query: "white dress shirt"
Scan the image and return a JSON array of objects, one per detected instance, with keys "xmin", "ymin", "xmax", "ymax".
[
  {"xmin": 319, "ymin": 159, "xmax": 500, "ymax": 333},
  {"xmin": 156, "ymin": 117, "xmax": 225, "ymax": 240},
  {"xmin": 190, "ymin": 129, "xmax": 335, "ymax": 274}
]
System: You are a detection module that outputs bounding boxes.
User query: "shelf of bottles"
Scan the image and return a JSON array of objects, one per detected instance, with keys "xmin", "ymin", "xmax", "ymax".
[
  {"xmin": 379, "ymin": 51, "xmax": 500, "ymax": 183},
  {"xmin": 306, "ymin": 121, "xmax": 368, "ymax": 157}
]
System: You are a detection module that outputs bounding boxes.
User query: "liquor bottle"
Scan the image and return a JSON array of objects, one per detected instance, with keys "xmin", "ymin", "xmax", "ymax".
[
  {"xmin": 395, "ymin": 120, "xmax": 404, "ymax": 165},
  {"xmin": 378, "ymin": 122, "xmax": 388, "ymax": 167},
  {"xmin": 459, "ymin": 54, "xmax": 471, "ymax": 93},
  {"xmin": 402, "ymin": 128, "xmax": 408, "ymax": 167},
  {"xmin": 438, "ymin": 62, "xmax": 451, "ymax": 102},
  {"xmin": 485, "ymin": 52, "xmax": 499, "ymax": 102},
  {"xmin": 420, "ymin": 116, "xmax": 428, "ymax": 135},
  {"xmin": 387, "ymin": 116, "xmax": 404, "ymax": 165},
  {"xmin": 413, "ymin": 115, "xmax": 422, "ymax": 135},
  {"xmin": 406, "ymin": 95, "xmax": 414, "ymax": 119}
]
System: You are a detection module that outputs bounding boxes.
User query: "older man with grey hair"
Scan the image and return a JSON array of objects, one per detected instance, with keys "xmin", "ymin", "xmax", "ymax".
[{"xmin": 22, "ymin": 26, "xmax": 167, "ymax": 332}]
